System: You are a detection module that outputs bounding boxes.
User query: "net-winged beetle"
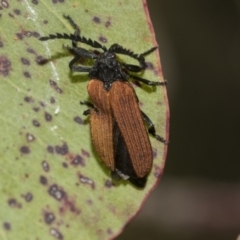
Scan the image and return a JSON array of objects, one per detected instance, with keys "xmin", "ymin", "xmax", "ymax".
[{"xmin": 39, "ymin": 15, "xmax": 167, "ymax": 188}]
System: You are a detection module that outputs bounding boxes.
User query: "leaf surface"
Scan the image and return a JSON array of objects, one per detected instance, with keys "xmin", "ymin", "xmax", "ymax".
[{"xmin": 0, "ymin": 1, "xmax": 169, "ymax": 239}]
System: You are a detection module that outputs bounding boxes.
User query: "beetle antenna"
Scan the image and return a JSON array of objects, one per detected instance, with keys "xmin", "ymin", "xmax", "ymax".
[
  {"xmin": 110, "ymin": 44, "xmax": 139, "ymax": 59},
  {"xmin": 39, "ymin": 33, "xmax": 107, "ymax": 51},
  {"xmin": 109, "ymin": 43, "xmax": 148, "ymax": 68},
  {"xmin": 139, "ymin": 46, "xmax": 158, "ymax": 57}
]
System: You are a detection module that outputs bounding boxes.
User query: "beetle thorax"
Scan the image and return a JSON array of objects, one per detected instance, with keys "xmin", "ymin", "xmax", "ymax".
[{"xmin": 89, "ymin": 51, "xmax": 128, "ymax": 90}]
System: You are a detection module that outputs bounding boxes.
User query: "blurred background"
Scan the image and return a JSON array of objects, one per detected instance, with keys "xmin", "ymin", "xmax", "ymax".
[{"xmin": 117, "ymin": 1, "xmax": 240, "ymax": 240}]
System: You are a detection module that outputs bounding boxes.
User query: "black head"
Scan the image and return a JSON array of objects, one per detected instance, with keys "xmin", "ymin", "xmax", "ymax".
[{"xmin": 89, "ymin": 49, "xmax": 128, "ymax": 91}]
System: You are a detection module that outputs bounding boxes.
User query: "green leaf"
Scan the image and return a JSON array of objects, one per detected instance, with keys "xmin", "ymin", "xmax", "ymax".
[{"xmin": 0, "ymin": 0, "xmax": 169, "ymax": 239}]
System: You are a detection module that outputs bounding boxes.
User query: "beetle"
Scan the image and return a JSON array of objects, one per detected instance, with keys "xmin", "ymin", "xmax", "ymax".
[{"xmin": 39, "ymin": 15, "xmax": 167, "ymax": 188}]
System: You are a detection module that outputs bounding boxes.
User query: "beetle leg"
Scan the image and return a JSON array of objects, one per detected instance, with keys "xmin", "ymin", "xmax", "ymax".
[
  {"xmin": 141, "ymin": 110, "xmax": 168, "ymax": 144},
  {"xmin": 70, "ymin": 64, "xmax": 92, "ymax": 73},
  {"xmin": 80, "ymin": 101, "xmax": 94, "ymax": 108},
  {"xmin": 82, "ymin": 109, "xmax": 90, "ymax": 116},
  {"xmin": 63, "ymin": 44, "xmax": 97, "ymax": 73},
  {"xmin": 72, "ymin": 47, "xmax": 97, "ymax": 59},
  {"xmin": 64, "ymin": 44, "xmax": 97, "ymax": 59},
  {"xmin": 129, "ymin": 74, "xmax": 167, "ymax": 86},
  {"xmin": 64, "ymin": 45, "xmax": 97, "ymax": 72},
  {"xmin": 80, "ymin": 101, "xmax": 98, "ymax": 115},
  {"xmin": 67, "ymin": 55, "xmax": 82, "ymax": 71},
  {"xmin": 66, "ymin": 48, "xmax": 93, "ymax": 72},
  {"xmin": 122, "ymin": 63, "xmax": 142, "ymax": 72}
]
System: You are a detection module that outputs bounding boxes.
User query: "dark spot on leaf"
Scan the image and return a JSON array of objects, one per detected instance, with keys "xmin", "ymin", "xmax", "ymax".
[
  {"xmin": 23, "ymin": 31, "xmax": 32, "ymax": 37},
  {"xmin": 32, "ymin": 31, "xmax": 40, "ymax": 38},
  {"xmin": 40, "ymin": 175, "xmax": 48, "ymax": 185},
  {"xmin": 26, "ymin": 133, "xmax": 35, "ymax": 142},
  {"xmin": 58, "ymin": 0, "xmax": 64, "ymax": 2},
  {"xmin": 43, "ymin": 20, "xmax": 48, "ymax": 24},
  {"xmin": 105, "ymin": 20, "xmax": 111, "ymax": 28},
  {"xmin": 47, "ymin": 145, "xmax": 54, "ymax": 154},
  {"xmin": 52, "ymin": 0, "xmax": 57, "ymax": 3},
  {"xmin": 49, "ymin": 80, "xmax": 63, "ymax": 94},
  {"xmin": 20, "ymin": 146, "xmax": 30, "ymax": 154},
  {"xmin": 71, "ymin": 155, "xmax": 85, "ymax": 167},
  {"xmin": 157, "ymin": 100, "xmax": 163, "ymax": 106},
  {"xmin": 32, "ymin": 0, "xmax": 38, "ymax": 4},
  {"xmin": 105, "ymin": 179, "xmax": 112, "ymax": 188},
  {"xmin": 44, "ymin": 212, "xmax": 55, "ymax": 224},
  {"xmin": 42, "ymin": 160, "xmax": 50, "ymax": 172},
  {"xmin": 8, "ymin": 198, "xmax": 16, "ymax": 207},
  {"xmin": 8, "ymin": 13, "xmax": 14, "ymax": 18},
  {"xmin": 78, "ymin": 173, "xmax": 95, "ymax": 189},
  {"xmin": 59, "ymin": 196, "xmax": 80, "ymax": 215},
  {"xmin": 27, "ymin": 48, "xmax": 35, "ymax": 54},
  {"xmin": 0, "ymin": 41, "xmax": 3, "ymax": 48},
  {"xmin": 1, "ymin": 0, "xmax": 9, "ymax": 8},
  {"xmin": 22, "ymin": 192, "xmax": 33, "ymax": 202},
  {"xmin": 107, "ymin": 228, "xmax": 113, "ymax": 235},
  {"xmin": 50, "ymin": 96, "xmax": 55, "ymax": 104},
  {"xmin": 40, "ymin": 101, "xmax": 46, "ymax": 107},
  {"xmin": 36, "ymin": 55, "xmax": 48, "ymax": 65},
  {"xmin": 33, "ymin": 107, "xmax": 40, "ymax": 112},
  {"xmin": 21, "ymin": 57, "xmax": 30, "ymax": 65},
  {"xmin": 55, "ymin": 143, "xmax": 68, "ymax": 155},
  {"xmin": 49, "ymin": 228, "xmax": 64, "ymax": 240},
  {"xmin": 152, "ymin": 148, "xmax": 157, "ymax": 159},
  {"xmin": 0, "ymin": 56, "xmax": 11, "ymax": 77},
  {"xmin": 93, "ymin": 16, "xmax": 101, "ymax": 24},
  {"xmin": 86, "ymin": 199, "xmax": 92, "ymax": 205},
  {"xmin": 16, "ymin": 33, "xmax": 23, "ymax": 40},
  {"xmin": 73, "ymin": 116, "xmax": 83, "ymax": 124},
  {"xmin": 45, "ymin": 112, "xmax": 52, "ymax": 122},
  {"xmin": 153, "ymin": 164, "xmax": 161, "ymax": 178},
  {"xmin": 3, "ymin": 222, "xmax": 11, "ymax": 230},
  {"xmin": 23, "ymin": 71, "xmax": 31, "ymax": 78},
  {"xmin": 145, "ymin": 61, "xmax": 154, "ymax": 70},
  {"xmin": 32, "ymin": 119, "xmax": 40, "ymax": 127},
  {"xmin": 14, "ymin": 9, "xmax": 20, "ymax": 15},
  {"xmin": 97, "ymin": 229, "xmax": 103, "ymax": 236},
  {"xmin": 48, "ymin": 184, "xmax": 65, "ymax": 201},
  {"xmin": 8, "ymin": 198, "xmax": 22, "ymax": 208},
  {"xmin": 24, "ymin": 96, "xmax": 33, "ymax": 103},
  {"xmin": 98, "ymin": 36, "xmax": 107, "ymax": 43},
  {"xmin": 81, "ymin": 149, "xmax": 90, "ymax": 158},
  {"xmin": 62, "ymin": 162, "xmax": 68, "ymax": 168}
]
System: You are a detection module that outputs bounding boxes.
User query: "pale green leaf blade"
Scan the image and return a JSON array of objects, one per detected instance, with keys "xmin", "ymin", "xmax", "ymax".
[{"xmin": 0, "ymin": 1, "xmax": 169, "ymax": 240}]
